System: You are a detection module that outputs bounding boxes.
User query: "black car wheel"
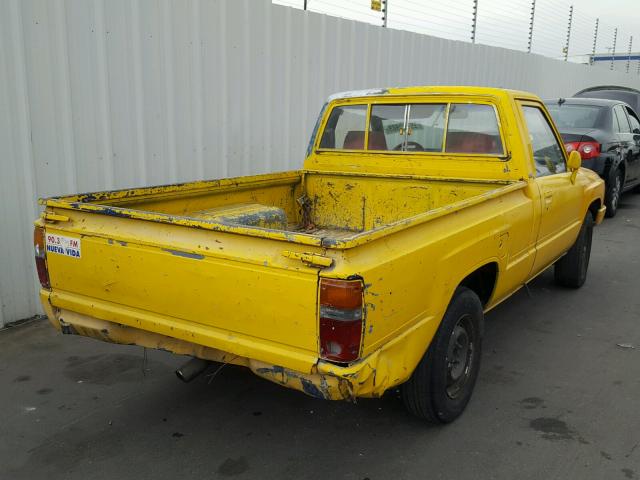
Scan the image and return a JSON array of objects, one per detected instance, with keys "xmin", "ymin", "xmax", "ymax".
[{"xmin": 605, "ymin": 169, "xmax": 622, "ymax": 218}]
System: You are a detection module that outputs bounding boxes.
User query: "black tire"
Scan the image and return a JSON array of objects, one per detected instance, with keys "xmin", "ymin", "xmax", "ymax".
[
  {"xmin": 401, "ymin": 287, "xmax": 484, "ymax": 423},
  {"xmin": 604, "ymin": 168, "xmax": 622, "ymax": 218},
  {"xmin": 554, "ymin": 213, "xmax": 594, "ymax": 288}
]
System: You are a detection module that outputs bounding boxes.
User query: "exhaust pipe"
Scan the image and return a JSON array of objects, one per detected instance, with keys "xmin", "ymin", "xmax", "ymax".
[{"xmin": 175, "ymin": 357, "xmax": 210, "ymax": 383}]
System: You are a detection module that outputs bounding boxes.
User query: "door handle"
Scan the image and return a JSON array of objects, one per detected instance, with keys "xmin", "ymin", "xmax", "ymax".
[{"xmin": 544, "ymin": 191, "xmax": 553, "ymax": 208}]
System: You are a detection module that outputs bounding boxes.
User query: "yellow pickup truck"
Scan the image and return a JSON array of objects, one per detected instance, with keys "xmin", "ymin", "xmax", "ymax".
[{"xmin": 35, "ymin": 86, "xmax": 605, "ymax": 423}]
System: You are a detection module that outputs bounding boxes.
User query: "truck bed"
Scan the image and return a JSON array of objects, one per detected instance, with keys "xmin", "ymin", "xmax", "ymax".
[
  {"xmin": 40, "ymin": 169, "xmax": 525, "ymax": 373},
  {"xmin": 43, "ymin": 170, "xmax": 523, "ymax": 249}
]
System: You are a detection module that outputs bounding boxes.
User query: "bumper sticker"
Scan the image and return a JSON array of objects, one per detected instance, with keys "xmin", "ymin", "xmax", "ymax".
[{"xmin": 46, "ymin": 233, "xmax": 81, "ymax": 259}]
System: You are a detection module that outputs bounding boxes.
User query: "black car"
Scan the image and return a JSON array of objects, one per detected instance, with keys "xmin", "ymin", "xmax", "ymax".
[
  {"xmin": 574, "ymin": 85, "xmax": 640, "ymax": 115},
  {"xmin": 545, "ymin": 97, "xmax": 640, "ymax": 217}
]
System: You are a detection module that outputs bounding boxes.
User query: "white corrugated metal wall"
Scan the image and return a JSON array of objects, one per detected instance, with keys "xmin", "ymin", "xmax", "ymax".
[{"xmin": 1, "ymin": 0, "xmax": 639, "ymax": 326}]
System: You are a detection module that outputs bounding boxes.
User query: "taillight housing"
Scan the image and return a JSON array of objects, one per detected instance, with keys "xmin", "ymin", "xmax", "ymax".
[
  {"xmin": 319, "ymin": 278, "xmax": 364, "ymax": 363},
  {"xmin": 565, "ymin": 141, "xmax": 600, "ymax": 160},
  {"xmin": 34, "ymin": 226, "xmax": 51, "ymax": 289}
]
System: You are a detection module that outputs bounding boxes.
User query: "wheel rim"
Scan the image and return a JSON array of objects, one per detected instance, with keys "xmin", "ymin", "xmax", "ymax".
[
  {"xmin": 445, "ymin": 314, "xmax": 476, "ymax": 399},
  {"xmin": 611, "ymin": 174, "xmax": 622, "ymax": 211}
]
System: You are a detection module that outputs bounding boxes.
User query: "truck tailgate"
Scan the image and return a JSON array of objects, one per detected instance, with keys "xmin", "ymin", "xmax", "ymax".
[{"xmin": 42, "ymin": 211, "xmax": 322, "ymax": 372}]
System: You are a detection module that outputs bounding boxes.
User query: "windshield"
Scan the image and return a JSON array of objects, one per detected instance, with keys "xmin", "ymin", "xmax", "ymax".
[{"xmin": 545, "ymin": 104, "xmax": 604, "ymax": 129}]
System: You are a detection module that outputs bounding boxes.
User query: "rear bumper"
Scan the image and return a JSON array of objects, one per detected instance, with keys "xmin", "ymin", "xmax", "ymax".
[
  {"xmin": 41, "ymin": 289, "xmax": 437, "ymax": 401},
  {"xmin": 581, "ymin": 157, "xmax": 607, "ymax": 177},
  {"xmin": 43, "ymin": 289, "xmax": 318, "ymax": 374}
]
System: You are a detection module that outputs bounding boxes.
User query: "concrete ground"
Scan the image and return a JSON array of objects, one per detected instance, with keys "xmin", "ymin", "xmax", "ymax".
[{"xmin": 2, "ymin": 194, "xmax": 639, "ymax": 480}]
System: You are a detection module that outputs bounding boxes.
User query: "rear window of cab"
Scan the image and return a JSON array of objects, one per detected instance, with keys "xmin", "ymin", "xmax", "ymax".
[{"xmin": 318, "ymin": 102, "xmax": 505, "ymax": 156}]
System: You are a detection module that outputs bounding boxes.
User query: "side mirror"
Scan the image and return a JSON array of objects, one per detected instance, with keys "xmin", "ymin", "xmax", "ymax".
[
  {"xmin": 568, "ymin": 150, "xmax": 581, "ymax": 171},
  {"xmin": 568, "ymin": 150, "xmax": 581, "ymax": 184}
]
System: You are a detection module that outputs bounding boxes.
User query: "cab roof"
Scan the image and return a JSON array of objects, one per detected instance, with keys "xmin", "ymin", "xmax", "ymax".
[{"xmin": 327, "ymin": 85, "xmax": 539, "ymax": 102}]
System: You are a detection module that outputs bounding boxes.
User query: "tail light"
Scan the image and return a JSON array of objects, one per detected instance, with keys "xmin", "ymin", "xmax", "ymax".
[
  {"xmin": 34, "ymin": 226, "xmax": 50, "ymax": 289},
  {"xmin": 565, "ymin": 141, "xmax": 600, "ymax": 160},
  {"xmin": 319, "ymin": 278, "xmax": 364, "ymax": 363}
]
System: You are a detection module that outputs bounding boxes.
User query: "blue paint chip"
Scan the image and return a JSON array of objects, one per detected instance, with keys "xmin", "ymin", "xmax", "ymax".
[{"xmin": 300, "ymin": 378, "xmax": 326, "ymax": 399}]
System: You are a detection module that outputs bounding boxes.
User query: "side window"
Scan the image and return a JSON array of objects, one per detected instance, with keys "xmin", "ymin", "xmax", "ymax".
[
  {"xmin": 319, "ymin": 105, "xmax": 367, "ymax": 150},
  {"xmin": 445, "ymin": 104, "xmax": 504, "ymax": 155},
  {"xmin": 368, "ymin": 105, "xmax": 406, "ymax": 151},
  {"xmin": 612, "ymin": 107, "xmax": 621, "ymax": 132},
  {"xmin": 614, "ymin": 105, "xmax": 632, "ymax": 133},
  {"xmin": 627, "ymin": 108, "xmax": 640, "ymax": 133},
  {"xmin": 521, "ymin": 106, "xmax": 567, "ymax": 177}
]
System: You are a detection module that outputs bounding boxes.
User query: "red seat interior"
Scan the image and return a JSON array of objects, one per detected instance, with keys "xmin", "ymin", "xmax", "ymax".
[
  {"xmin": 343, "ymin": 131, "xmax": 365, "ymax": 150},
  {"xmin": 367, "ymin": 132, "xmax": 387, "ymax": 150},
  {"xmin": 446, "ymin": 132, "xmax": 499, "ymax": 154},
  {"xmin": 343, "ymin": 131, "xmax": 388, "ymax": 150}
]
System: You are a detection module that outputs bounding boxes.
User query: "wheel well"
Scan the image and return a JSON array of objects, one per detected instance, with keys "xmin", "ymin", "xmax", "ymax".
[
  {"xmin": 588, "ymin": 199, "xmax": 601, "ymax": 220},
  {"xmin": 609, "ymin": 159, "xmax": 626, "ymax": 183},
  {"xmin": 459, "ymin": 263, "xmax": 498, "ymax": 307}
]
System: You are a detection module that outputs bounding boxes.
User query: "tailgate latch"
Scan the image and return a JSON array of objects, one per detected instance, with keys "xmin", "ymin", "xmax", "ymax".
[{"xmin": 281, "ymin": 250, "xmax": 333, "ymax": 268}]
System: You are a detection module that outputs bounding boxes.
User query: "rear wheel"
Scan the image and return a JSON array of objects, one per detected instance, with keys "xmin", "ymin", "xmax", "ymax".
[
  {"xmin": 554, "ymin": 213, "xmax": 594, "ymax": 288},
  {"xmin": 401, "ymin": 287, "xmax": 484, "ymax": 423},
  {"xmin": 605, "ymin": 169, "xmax": 622, "ymax": 218}
]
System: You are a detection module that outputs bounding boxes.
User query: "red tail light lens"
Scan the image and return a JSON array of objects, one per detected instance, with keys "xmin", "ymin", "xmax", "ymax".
[
  {"xmin": 565, "ymin": 142, "xmax": 578, "ymax": 153},
  {"xmin": 319, "ymin": 278, "xmax": 364, "ymax": 363},
  {"xmin": 34, "ymin": 227, "xmax": 50, "ymax": 289},
  {"xmin": 565, "ymin": 141, "xmax": 600, "ymax": 160},
  {"xmin": 578, "ymin": 142, "xmax": 600, "ymax": 159}
]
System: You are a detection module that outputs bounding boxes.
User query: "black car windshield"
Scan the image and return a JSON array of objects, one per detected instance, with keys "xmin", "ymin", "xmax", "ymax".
[{"xmin": 546, "ymin": 104, "xmax": 604, "ymax": 129}]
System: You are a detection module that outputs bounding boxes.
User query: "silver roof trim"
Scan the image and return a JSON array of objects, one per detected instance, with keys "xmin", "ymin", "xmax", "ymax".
[{"xmin": 326, "ymin": 88, "xmax": 390, "ymax": 102}]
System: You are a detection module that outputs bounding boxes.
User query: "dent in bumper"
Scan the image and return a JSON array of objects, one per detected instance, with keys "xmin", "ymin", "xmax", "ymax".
[
  {"xmin": 42, "ymin": 292, "xmax": 438, "ymax": 402},
  {"xmin": 250, "ymin": 363, "xmax": 354, "ymax": 400}
]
